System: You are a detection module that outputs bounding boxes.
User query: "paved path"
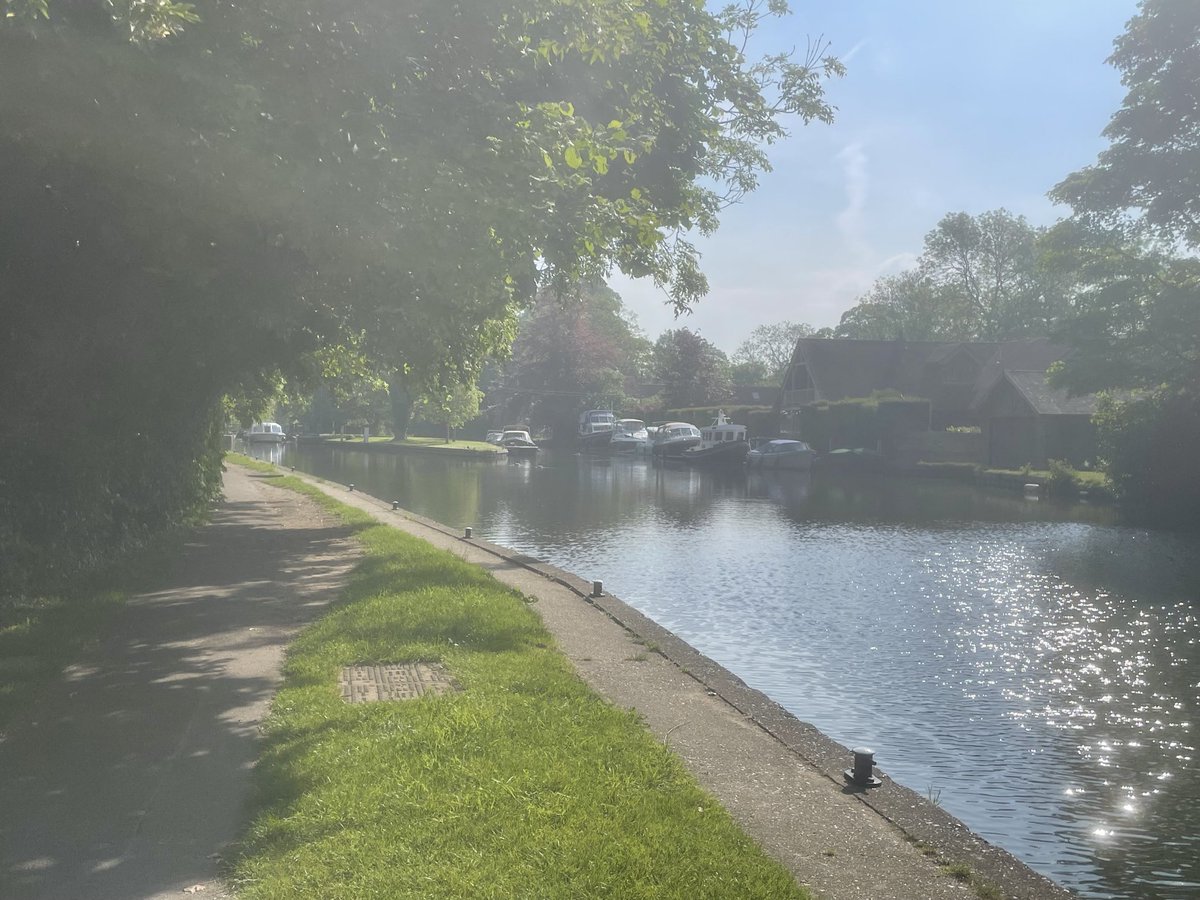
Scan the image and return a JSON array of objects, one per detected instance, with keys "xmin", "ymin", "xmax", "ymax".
[{"xmin": 0, "ymin": 469, "xmax": 358, "ymax": 899}]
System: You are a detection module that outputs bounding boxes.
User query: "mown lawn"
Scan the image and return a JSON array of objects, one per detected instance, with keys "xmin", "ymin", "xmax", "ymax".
[{"xmin": 227, "ymin": 473, "xmax": 807, "ymax": 899}]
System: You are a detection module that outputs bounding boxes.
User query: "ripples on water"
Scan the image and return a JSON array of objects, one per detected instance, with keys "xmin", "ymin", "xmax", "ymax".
[{"xmin": 282, "ymin": 444, "xmax": 1199, "ymax": 899}]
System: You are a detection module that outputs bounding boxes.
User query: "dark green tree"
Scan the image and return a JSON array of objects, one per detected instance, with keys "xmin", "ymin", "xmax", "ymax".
[
  {"xmin": 1047, "ymin": 0, "xmax": 1200, "ymax": 526},
  {"xmin": 1051, "ymin": 0, "xmax": 1200, "ymax": 249},
  {"xmin": 499, "ymin": 283, "xmax": 648, "ymax": 437},
  {"xmin": 653, "ymin": 328, "xmax": 732, "ymax": 409}
]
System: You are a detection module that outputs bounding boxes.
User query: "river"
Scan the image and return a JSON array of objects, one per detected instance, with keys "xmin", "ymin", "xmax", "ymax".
[{"xmin": 254, "ymin": 440, "xmax": 1199, "ymax": 899}]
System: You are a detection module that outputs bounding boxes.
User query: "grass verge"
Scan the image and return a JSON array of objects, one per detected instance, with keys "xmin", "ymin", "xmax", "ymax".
[{"xmin": 227, "ymin": 472, "xmax": 807, "ymax": 899}]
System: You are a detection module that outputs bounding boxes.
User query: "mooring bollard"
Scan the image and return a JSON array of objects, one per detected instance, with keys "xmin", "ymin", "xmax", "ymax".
[
  {"xmin": 844, "ymin": 747, "xmax": 883, "ymax": 788},
  {"xmin": 464, "ymin": 526, "xmax": 472, "ymax": 538},
  {"xmin": 348, "ymin": 483, "xmax": 355, "ymax": 492},
  {"xmin": 591, "ymin": 580, "xmax": 603, "ymax": 598},
  {"xmin": 392, "ymin": 500, "xmax": 400, "ymax": 510}
]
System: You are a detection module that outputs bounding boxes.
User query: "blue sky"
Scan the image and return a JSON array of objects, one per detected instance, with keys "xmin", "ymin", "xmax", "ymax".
[{"xmin": 610, "ymin": 0, "xmax": 1139, "ymax": 353}]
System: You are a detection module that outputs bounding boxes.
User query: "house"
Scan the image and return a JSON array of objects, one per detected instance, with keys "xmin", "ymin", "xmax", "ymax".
[
  {"xmin": 779, "ymin": 338, "xmax": 1003, "ymax": 429},
  {"xmin": 779, "ymin": 337, "xmax": 1098, "ymax": 468},
  {"xmin": 971, "ymin": 370, "xmax": 1097, "ymax": 469}
]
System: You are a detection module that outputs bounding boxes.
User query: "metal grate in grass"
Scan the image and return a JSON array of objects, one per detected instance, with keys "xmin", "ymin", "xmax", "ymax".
[{"xmin": 339, "ymin": 663, "xmax": 460, "ymax": 703}]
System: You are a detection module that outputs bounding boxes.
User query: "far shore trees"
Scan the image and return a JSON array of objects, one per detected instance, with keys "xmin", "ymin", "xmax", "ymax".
[
  {"xmin": 833, "ymin": 210, "xmax": 1067, "ymax": 342},
  {"xmin": 654, "ymin": 328, "xmax": 733, "ymax": 410},
  {"xmin": 1047, "ymin": 0, "xmax": 1200, "ymax": 526}
]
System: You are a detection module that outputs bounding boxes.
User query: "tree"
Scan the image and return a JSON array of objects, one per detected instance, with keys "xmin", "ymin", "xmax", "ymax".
[
  {"xmin": 498, "ymin": 283, "xmax": 647, "ymax": 436},
  {"xmin": 653, "ymin": 328, "xmax": 732, "ymax": 409},
  {"xmin": 834, "ymin": 270, "xmax": 958, "ymax": 340},
  {"xmin": 0, "ymin": 0, "xmax": 844, "ymax": 593},
  {"xmin": 413, "ymin": 383, "xmax": 485, "ymax": 443},
  {"xmin": 733, "ymin": 321, "xmax": 813, "ymax": 382},
  {"xmin": 1046, "ymin": 1, "xmax": 1200, "ymax": 525},
  {"xmin": 1051, "ymin": 1, "xmax": 1200, "ymax": 250},
  {"xmin": 835, "ymin": 210, "xmax": 1066, "ymax": 341}
]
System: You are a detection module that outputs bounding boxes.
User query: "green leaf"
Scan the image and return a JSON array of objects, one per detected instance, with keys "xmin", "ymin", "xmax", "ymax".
[{"xmin": 564, "ymin": 146, "xmax": 582, "ymax": 169}]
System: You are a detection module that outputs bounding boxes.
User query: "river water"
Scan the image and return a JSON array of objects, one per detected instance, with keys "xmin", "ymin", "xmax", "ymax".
[{"xmin": 257, "ymin": 441, "xmax": 1199, "ymax": 899}]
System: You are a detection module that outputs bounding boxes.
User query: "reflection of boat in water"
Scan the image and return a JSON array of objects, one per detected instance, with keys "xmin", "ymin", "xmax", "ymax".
[
  {"xmin": 651, "ymin": 421, "xmax": 702, "ymax": 458},
  {"xmin": 681, "ymin": 411, "xmax": 749, "ymax": 467},
  {"xmin": 245, "ymin": 422, "xmax": 287, "ymax": 443},
  {"xmin": 500, "ymin": 429, "xmax": 539, "ymax": 458},
  {"xmin": 578, "ymin": 409, "xmax": 615, "ymax": 450},
  {"xmin": 609, "ymin": 418, "xmax": 652, "ymax": 454},
  {"xmin": 745, "ymin": 439, "xmax": 815, "ymax": 471}
]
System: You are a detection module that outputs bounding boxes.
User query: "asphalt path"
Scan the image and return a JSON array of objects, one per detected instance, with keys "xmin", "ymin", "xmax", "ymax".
[{"xmin": 0, "ymin": 469, "xmax": 358, "ymax": 899}]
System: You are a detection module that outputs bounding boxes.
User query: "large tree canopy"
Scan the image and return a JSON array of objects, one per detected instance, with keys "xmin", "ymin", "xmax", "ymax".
[
  {"xmin": 1051, "ymin": 0, "xmax": 1200, "ymax": 250},
  {"xmin": 0, "ymin": 0, "xmax": 844, "ymax": 593},
  {"xmin": 834, "ymin": 209, "xmax": 1067, "ymax": 342},
  {"xmin": 1047, "ymin": 0, "xmax": 1200, "ymax": 526}
]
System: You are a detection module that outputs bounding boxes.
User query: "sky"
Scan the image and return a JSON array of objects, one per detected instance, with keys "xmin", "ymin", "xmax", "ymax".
[{"xmin": 610, "ymin": 0, "xmax": 1139, "ymax": 354}]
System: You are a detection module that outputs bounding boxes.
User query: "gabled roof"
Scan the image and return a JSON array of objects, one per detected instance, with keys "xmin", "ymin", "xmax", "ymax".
[
  {"xmin": 994, "ymin": 370, "xmax": 1098, "ymax": 416},
  {"xmin": 788, "ymin": 338, "xmax": 1000, "ymax": 401},
  {"xmin": 970, "ymin": 337, "xmax": 1073, "ymax": 405}
]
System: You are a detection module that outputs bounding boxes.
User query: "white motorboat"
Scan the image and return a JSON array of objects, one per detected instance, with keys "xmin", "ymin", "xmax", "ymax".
[
  {"xmin": 578, "ymin": 409, "xmax": 615, "ymax": 449},
  {"xmin": 245, "ymin": 421, "xmax": 287, "ymax": 443},
  {"xmin": 609, "ymin": 418, "xmax": 652, "ymax": 453},
  {"xmin": 651, "ymin": 421, "xmax": 702, "ymax": 457},
  {"xmin": 499, "ymin": 429, "xmax": 539, "ymax": 458}
]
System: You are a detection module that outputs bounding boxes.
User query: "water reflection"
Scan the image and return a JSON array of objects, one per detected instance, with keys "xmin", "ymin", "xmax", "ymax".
[{"xmin": 282, "ymin": 443, "xmax": 1198, "ymax": 899}]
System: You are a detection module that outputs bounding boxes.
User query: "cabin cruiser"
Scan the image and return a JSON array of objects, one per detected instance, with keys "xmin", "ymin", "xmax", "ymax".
[
  {"xmin": 745, "ymin": 438, "xmax": 815, "ymax": 470},
  {"xmin": 499, "ymin": 429, "xmax": 539, "ymax": 457},
  {"xmin": 609, "ymin": 418, "xmax": 652, "ymax": 453},
  {"xmin": 245, "ymin": 421, "xmax": 287, "ymax": 443},
  {"xmin": 680, "ymin": 411, "xmax": 749, "ymax": 466},
  {"xmin": 577, "ymin": 409, "xmax": 615, "ymax": 449},
  {"xmin": 651, "ymin": 421, "xmax": 702, "ymax": 457}
]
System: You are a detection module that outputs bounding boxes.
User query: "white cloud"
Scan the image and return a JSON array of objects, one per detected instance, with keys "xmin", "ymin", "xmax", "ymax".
[{"xmin": 835, "ymin": 141, "xmax": 871, "ymax": 260}]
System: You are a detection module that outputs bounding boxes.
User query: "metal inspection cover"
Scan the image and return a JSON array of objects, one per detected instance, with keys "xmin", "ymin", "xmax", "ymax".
[{"xmin": 339, "ymin": 663, "xmax": 460, "ymax": 703}]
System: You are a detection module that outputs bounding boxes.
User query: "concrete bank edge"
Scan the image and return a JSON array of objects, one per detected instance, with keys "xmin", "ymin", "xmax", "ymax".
[{"xmin": 284, "ymin": 468, "xmax": 1075, "ymax": 900}]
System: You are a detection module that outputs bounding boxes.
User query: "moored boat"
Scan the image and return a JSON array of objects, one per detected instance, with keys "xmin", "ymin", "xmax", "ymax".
[
  {"xmin": 680, "ymin": 411, "xmax": 749, "ymax": 466},
  {"xmin": 577, "ymin": 409, "xmax": 616, "ymax": 450},
  {"xmin": 609, "ymin": 418, "xmax": 652, "ymax": 454},
  {"xmin": 499, "ymin": 429, "xmax": 539, "ymax": 457},
  {"xmin": 651, "ymin": 421, "xmax": 703, "ymax": 457},
  {"xmin": 745, "ymin": 438, "xmax": 815, "ymax": 470},
  {"xmin": 245, "ymin": 421, "xmax": 287, "ymax": 443}
]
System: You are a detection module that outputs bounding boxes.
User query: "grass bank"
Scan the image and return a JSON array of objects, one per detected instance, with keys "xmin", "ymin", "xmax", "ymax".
[
  {"xmin": 323, "ymin": 434, "xmax": 500, "ymax": 453},
  {"xmin": 227, "ymin": 469, "xmax": 806, "ymax": 899}
]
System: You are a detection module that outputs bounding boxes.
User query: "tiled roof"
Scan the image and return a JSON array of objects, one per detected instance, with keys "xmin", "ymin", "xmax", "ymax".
[{"xmin": 1002, "ymin": 370, "xmax": 1098, "ymax": 416}]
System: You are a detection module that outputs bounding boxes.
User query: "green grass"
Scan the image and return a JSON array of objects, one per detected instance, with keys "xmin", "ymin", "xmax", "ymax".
[
  {"xmin": 226, "ymin": 451, "xmax": 277, "ymax": 473},
  {"xmin": 228, "ymin": 475, "xmax": 807, "ymax": 899},
  {"xmin": 391, "ymin": 436, "xmax": 502, "ymax": 451},
  {"xmin": 322, "ymin": 435, "xmax": 501, "ymax": 452}
]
